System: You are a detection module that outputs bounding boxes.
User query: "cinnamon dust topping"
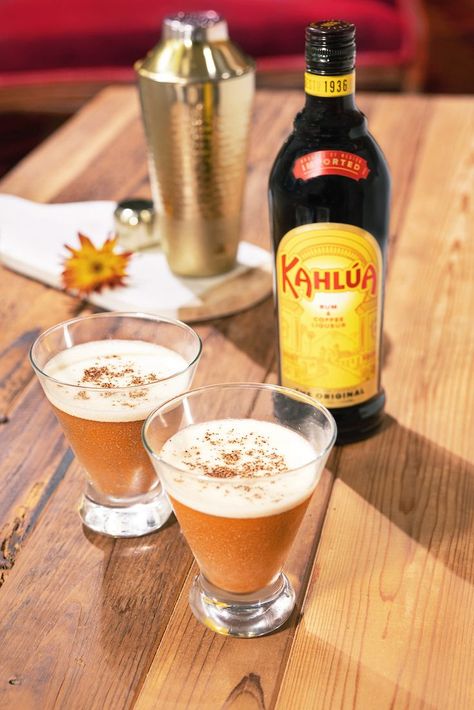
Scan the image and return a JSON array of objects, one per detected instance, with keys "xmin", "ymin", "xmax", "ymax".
[
  {"xmin": 180, "ymin": 428, "xmax": 288, "ymax": 479},
  {"xmin": 206, "ymin": 467, "xmax": 238, "ymax": 479},
  {"xmin": 80, "ymin": 361, "xmax": 159, "ymax": 395}
]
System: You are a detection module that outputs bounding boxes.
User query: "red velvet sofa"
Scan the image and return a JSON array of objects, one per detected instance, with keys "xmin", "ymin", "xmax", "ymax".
[{"xmin": 1, "ymin": 0, "xmax": 426, "ymax": 102}]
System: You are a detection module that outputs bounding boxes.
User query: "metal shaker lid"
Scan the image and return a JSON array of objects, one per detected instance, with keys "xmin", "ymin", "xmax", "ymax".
[
  {"xmin": 163, "ymin": 11, "xmax": 229, "ymax": 43},
  {"xmin": 135, "ymin": 10, "xmax": 255, "ymax": 83}
]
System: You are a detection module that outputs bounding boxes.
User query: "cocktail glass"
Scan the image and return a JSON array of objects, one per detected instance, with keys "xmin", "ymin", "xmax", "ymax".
[
  {"xmin": 143, "ymin": 382, "xmax": 336, "ymax": 637},
  {"xmin": 30, "ymin": 312, "xmax": 201, "ymax": 537}
]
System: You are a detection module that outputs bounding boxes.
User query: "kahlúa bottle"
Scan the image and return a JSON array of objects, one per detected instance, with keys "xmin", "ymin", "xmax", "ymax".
[{"xmin": 269, "ymin": 21, "xmax": 390, "ymax": 444}]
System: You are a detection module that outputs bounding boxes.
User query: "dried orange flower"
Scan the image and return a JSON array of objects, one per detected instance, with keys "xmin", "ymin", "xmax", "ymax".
[{"xmin": 62, "ymin": 233, "xmax": 132, "ymax": 296}]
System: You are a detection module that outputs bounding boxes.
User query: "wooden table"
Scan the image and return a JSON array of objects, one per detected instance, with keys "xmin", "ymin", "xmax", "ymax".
[{"xmin": 0, "ymin": 87, "xmax": 472, "ymax": 710}]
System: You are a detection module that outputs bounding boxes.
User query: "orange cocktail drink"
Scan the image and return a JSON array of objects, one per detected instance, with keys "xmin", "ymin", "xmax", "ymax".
[
  {"xmin": 30, "ymin": 312, "xmax": 201, "ymax": 537},
  {"xmin": 143, "ymin": 383, "xmax": 336, "ymax": 637}
]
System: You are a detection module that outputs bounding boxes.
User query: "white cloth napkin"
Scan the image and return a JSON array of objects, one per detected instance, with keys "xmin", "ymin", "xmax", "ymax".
[{"xmin": 0, "ymin": 195, "xmax": 272, "ymax": 320}]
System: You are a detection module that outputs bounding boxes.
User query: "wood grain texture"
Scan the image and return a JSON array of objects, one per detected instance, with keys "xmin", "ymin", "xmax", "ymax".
[
  {"xmin": 0, "ymin": 269, "xmax": 79, "ymax": 419},
  {"xmin": 0, "ymin": 90, "xmax": 142, "ymax": 419},
  {"xmin": 363, "ymin": 94, "xmax": 431, "ymax": 259},
  {"xmin": 0, "ymin": 302, "xmax": 277, "ymax": 709},
  {"xmin": 117, "ymin": 92, "xmax": 439, "ymax": 710},
  {"xmin": 0, "ymin": 311, "xmax": 277, "ymax": 708},
  {"xmin": 134, "ymin": 465, "xmax": 337, "ymax": 710},
  {"xmin": 0, "ymin": 87, "xmax": 139, "ymax": 203},
  {"xmin": 0, "ymin": 88, "xmax": 471, "ymax": 710},
  {"xmin": 0, "ymin": 458, "xmax": 193, "ymax": 710},
  {"xmin": 0, "ymin": 380, "xmax": 72, "ymax": 588},
  {"xmin": 275, "ymin": 97, "xmax": 474, "ymax": 710}
]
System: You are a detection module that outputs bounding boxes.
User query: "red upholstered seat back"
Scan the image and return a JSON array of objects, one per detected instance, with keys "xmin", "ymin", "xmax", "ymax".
[{"xmin": 0, "ymin": 0, "xmax": 417, "ymax": 76}]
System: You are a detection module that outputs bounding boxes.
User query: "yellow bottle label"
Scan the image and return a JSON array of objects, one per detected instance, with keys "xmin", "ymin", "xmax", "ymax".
[
  {"xmin": 276, "ymin": 223, "xmax": 382, "ymax": 408},
  {"xmin": 304, "ymin": 72, "xmax": 355, "ymax": 97}
]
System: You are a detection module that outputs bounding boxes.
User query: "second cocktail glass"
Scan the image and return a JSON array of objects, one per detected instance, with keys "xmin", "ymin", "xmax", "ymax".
[
  {"xmin": 30, "ymin": 312, "xmax": 201, "ymax": 537},
  {"xmin": 143, "ymin": 383, "xmax": 336, "ymax": 637}
]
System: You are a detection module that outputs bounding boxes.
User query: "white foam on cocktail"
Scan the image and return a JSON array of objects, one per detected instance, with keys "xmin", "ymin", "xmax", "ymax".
[
  {"xmin": 158, "ymin": 419, "xmax": 324, "ymax": 518},
  {"xmin": 42, "ymin": 339, "xmax": 189, "ymax": 422}
]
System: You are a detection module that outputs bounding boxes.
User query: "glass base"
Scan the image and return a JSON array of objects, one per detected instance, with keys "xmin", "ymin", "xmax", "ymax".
[
  {"xmin": 189, "ymin": 572, "xmax": 295, "ymax": 638},
  {"xmin": 79, "ymin": 491, "xmax": 172, "ymax": 537}
]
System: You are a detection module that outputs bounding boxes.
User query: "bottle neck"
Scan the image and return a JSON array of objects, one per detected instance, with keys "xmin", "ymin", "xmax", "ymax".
[
  {"xmin": 305, "ymin": 93, "xmax": 356, "ymax": 113},
  {"xmin": 304, "ymin": 70, "xmax": 356, "ymax": 113}
]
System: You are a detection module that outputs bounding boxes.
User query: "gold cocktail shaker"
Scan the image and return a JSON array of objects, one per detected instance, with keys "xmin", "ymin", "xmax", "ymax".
[{"xmin": 135, "ymin": 11, "xmax": 255, "ymax": 277}]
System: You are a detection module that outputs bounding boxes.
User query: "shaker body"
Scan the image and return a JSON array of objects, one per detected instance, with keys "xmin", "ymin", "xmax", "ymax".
[
  {"xmin": 136, "ymin": 13, "xmax": 255, "ymax": 277},
  {"xmin": 138, "ymin": 71, "xmax": 254, "ymax": 276}
]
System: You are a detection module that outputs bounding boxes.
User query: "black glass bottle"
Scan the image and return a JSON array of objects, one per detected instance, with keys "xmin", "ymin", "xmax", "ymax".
[{"xmin": 269, "ymin": 21, "xmax": 390, "ymax": 444}]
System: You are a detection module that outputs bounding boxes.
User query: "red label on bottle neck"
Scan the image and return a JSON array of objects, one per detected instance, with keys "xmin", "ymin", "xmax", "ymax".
[{"xmin": 293, "ymin": 150, "xmax": 370, "ymax": 181}]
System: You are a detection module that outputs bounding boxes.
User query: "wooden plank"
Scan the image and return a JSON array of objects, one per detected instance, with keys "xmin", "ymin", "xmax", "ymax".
[
  {"xmin": 0, "ymin": 87, "xmax": 139, "ymax": 203},
  {"xmin": 0, "ymin": 302, "xmax": 278, "ymax": 708},
  {"xmin": 133, "ymin": 465, "xmax": 336, "ymax": 710},
  {"xmin": 0, "ymin": 269, "xmax": 80, "ymax": 420},
  {"xmin": 0, "ymin": 90, "xmax": 150, "ymax": 647},
  {"xmin": 0, "ymin": 92, "xmax": 282, "ymax": 704},
  {"xmin": 275, "ymin": 97, "xmax": 474, "ymax": 710},
  {"xmin": 0, "ymin": 454, "xmax": 194, "ymax": 710},
  {"xmin": 0, "ymin": 88, "xmax": 276, "ymax": 419},
  {"xmin": 0, "ymin": 379, "xmax": 72, "ymax": 588},
  {"xmin": 128, "ymin": 93, "xmax": 432, "ymax": 710},
  {"xmin": 0, "ymin": 301, "xmax": 279, "ymax": 709},
  {"xmin": 0, "ymin": 87, "xmax": 465, "ymax": 710},
  {"xmin": 362, "ymin": 95, "xmax": 431, "ymax": 259},
  {"xmin": 52, "ymin": 113, "xmax": 150, "ymax": 204},
  {"xmin": 0, "ymin": 88, "xmax": 142, "ymax": 419},
  {"xmin": 0, "ymin": 92, "xmax": 427, "ymax": 420}
]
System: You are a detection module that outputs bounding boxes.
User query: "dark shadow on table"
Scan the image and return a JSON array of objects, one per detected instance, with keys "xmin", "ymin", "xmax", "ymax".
[
  {"xmin": 209, "ymin": 296, "xmax": 275, "ymax": 372},
  {"xmin": 73, "ymin": 413, "xmax": 473, "ymax": 710},
  {"xmin": 329, "ymin": 414, "xmax": 473, "ymax": 586},
  {"xmin": 202, "ymin": 308, "xmax": 471, "ymax": 586},
  {"xmin": 84, "ymin": 411, "xmax": 471, "ymax": 686}
]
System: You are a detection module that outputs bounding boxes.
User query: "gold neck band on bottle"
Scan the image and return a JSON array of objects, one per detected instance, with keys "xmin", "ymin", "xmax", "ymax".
[{"xmin": 304, "ymin": 71, "xmax": 355, "ymax": 97}]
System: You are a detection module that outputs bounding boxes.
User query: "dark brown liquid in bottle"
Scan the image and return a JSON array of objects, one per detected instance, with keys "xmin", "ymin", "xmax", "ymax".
[{"xmin": 268, "ymin": 21, "xmax": 390, "ymax": 444}]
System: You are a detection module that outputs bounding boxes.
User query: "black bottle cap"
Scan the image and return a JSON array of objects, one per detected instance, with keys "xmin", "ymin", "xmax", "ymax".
[{"xmin": 305, "ymin": 20, "xmax": 356, "ymax": 75}]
